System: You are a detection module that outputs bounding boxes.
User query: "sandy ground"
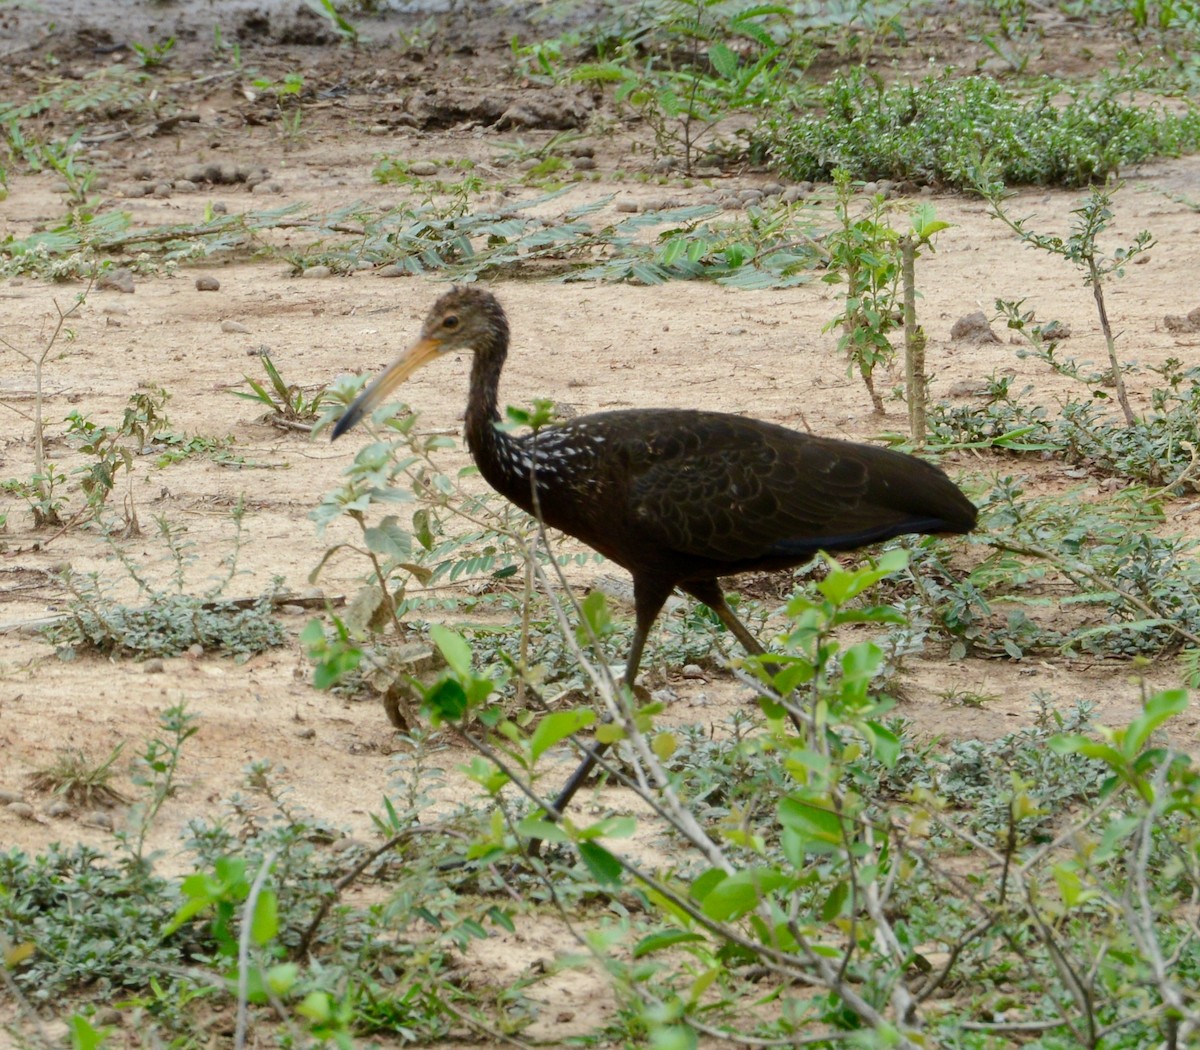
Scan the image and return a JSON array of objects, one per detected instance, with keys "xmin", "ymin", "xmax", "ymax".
[{"xmin": 3, "ymin": 1, "xmax": 1200, "ymax": 1041}]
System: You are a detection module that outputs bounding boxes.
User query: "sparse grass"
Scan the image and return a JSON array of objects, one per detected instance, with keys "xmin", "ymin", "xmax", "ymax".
[{"xmin": 28, "ymin": 746, "xmax": 129, "ymax": 807}]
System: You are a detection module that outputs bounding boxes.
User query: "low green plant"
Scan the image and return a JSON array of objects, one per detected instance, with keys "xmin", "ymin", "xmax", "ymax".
[
  {"xmin": 234, "ymin": 353, "xmax": 328, "ymax": 424},
  {"xmin": 39, "ymin": 135, "xmax": 100, "ymax": 208},
  {"xmin": 304, "ymin": 0, "xmax": 359, "ymax": 44},
  {"xmin": 131, "ymin": 36, "xmax": 176, "ymax": 69},
  {"xmin": 762, "ymin": 68, "xmax": 1200, "ymax": 188},
  {"xmin": 822, "ymin": 170, "xmax": 947, "ymax": 416},
  {"xmin": 1, "ymin": 284, "xmax": 90, "ymax": 526},
  {"xmin": 118, "ymin": 704, "xmax": 201, "ymax": 871},
  {"xmin": 572, "ymin": 0, "xmax": 795, "ymax": 173},
  {"xmin": 49, "ymin": 504, "xmax": 286, "ymax": 660}
]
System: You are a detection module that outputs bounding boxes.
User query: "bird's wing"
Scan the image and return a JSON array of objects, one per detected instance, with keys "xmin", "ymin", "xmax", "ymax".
[{"xmin": 624, "ymin": 414, "xmax": 947, "ymax": 562}]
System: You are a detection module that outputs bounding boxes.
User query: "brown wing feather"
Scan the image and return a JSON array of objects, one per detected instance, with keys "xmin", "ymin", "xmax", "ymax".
[{"xmin": 608, "ymin": 410, "xmax": 973, "ymax": 563}]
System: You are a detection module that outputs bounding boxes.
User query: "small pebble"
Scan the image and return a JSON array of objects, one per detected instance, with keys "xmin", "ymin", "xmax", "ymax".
[
  {"xmin": 211, "ymin": 201, "xmax": 228, "ymax": 214},
  {"xmin": 569, "ymin": 144, "xmax": 595, "ymax": 158},
  {"xmin": 174, "ymin": 179, "xmax": 198, "ymax": 193},
  {"xmin": 377, "ymin": 263, "xmax": 407, "ymax": 278},
  {"xmin": 6, "ymin": 802, "xmax": 35, "ymax": 821},
  {"xmin": 572, "ymin": 156, "xmax": 596, "ymax": 171},
  {"xmin": 949, "ymin": 312, "xmax": 1000, "ymax": 345},
  {"xmin": 0, "ymin": 789, "xmax": 24, "ymax": 805},
  {"xmin": 409, "ymin": 160, "xmax": 439, "ymax": 176},
  {"xmin": 195, "ymin": 276, "xmax": 220, "ymax": 292},
  {"xmin": 152, "ymin": 182, "xmax": 173, "ymax": 198},
  {"xmin": 144, "ymin": 658, "xmax": 165, "ymax": 673},
  {"xmin": 614, "ymin": 197, "xmax": 639, "ymax": 213},
  {"xmin": 221, "ymin": 319, "xmax": 250, "ymax": 334},
  {"xmin": 82, "ymin": 810, "xmax": 114, "ymax": 830},
  {"xmin": 251, "ymin": 181, "xmax": 283, "ymax": 195},
  {"xmin": 45, "ymin": 800, "xmax": 72, "ymax": 819},
  {"xmin": 681, "ymin": 664, "xmax": 706, "ymax": 679},
  {"xmin": 296, "ymin": 727, "xmax": 316, "ymax": 740},
  {"xmin": 186, "ymin": 643, "xmax": 204, "ymax": 659},
  {"xmin": 302, "ymin": 265, "xmax": 332, "ymax": 279},
  {"xmin": 94, "ymin": 1009, "xmax": 121, "ymax": 1027},
  {"xmin": 97, "ymin": 268, "xmax": 135, "ymax": 294},
  {"xmin": 517, "ymin": 157, "xmax": 540, "ymax": 171},
  {"xmin": 123, "ymin": 183, "xmax": 151, "ymax": 198}
]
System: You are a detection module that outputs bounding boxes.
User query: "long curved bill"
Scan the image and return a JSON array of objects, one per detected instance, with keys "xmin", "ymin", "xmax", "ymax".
[{"xmin": 331, "ymin": 337, "xmax": 441, "ymax": 440}]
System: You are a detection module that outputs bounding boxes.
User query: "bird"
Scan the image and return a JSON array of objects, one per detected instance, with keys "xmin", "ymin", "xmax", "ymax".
[{"xmin": 332, "ymin": 286, "xmax": 977, "ymax": 821}]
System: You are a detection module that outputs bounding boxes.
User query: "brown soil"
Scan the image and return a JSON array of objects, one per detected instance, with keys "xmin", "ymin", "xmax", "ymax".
[{"xmin": 3, "ymin": 2, "xmax": 1200, "ymax": 1045}]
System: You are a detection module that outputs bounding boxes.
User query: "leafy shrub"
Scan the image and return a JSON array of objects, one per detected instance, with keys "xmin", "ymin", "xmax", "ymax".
[{"xmin": 761, "ymin": 68, "xmax": 1200, "ymax": 188}]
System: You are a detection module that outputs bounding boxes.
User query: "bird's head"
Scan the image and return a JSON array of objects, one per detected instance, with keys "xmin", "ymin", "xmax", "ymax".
[{"xmin": 331, "ymin": 286, "xmax": 508, "ymax": 440}]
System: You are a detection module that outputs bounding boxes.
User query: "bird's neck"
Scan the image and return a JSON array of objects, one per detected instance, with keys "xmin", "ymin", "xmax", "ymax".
[{"xmin": 463, "ymin": 346, "xmax": 533, "ymax": 509}]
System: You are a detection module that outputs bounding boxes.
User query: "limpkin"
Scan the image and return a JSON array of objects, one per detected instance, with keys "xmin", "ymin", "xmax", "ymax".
[{"xmin": 332, "ymin": 286, "xmax": 977, "ymax": 818}]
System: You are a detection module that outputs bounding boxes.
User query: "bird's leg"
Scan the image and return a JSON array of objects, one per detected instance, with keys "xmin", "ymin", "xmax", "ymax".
[
  {"xmin": 543, "ymin": 624, "xmax": 648, "ymax": 820},
  {"xmin": 682, "ymin": 581, "xmax": 804, "ymax": 733},
  {"xmin": 542, "ymin": 577, "xmax": 672, "ymax": 824},
  {"xmin": 682, "ymin": 580, "xmax": 768, "ymax": 659}
]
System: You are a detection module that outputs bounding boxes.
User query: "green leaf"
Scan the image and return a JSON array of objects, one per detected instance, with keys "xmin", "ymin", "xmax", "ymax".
[
  {"xmin": 266, "ymin": 962, "xmax": 299, "ymax": 996},
  {"xmin": 431, "ymin": 625, "xmax": 472, "ymax": 675},
  {"xmin": 578, "ymin": 841, "xmax": 623, "ymax": 885},
  {"xmin": 576, "ymin": 590, "xmax": 613, "ymax": 644},
  {"xmin": 864, "ymin": 720, "xmax": 901, "ymax": 767},
  {"xmin": 1053, "ymin": 864, "xmax": 1093, "ymax": 908},
  {"xmin": 424, "ymin": 677, "xmax": 468, "ymax": 720},
  {"xmin": 634, "ymin": 928, "xmax": 706, "ymax": 958},
  {"xmin": 699, "ymin": 868, "xmax": 791, "ymax": 921},
  {"xmin": 1124, "ymin": 689, "xmax": 1187, "ymax": 757},
  {"xmin": 530, "ymin": 709, "xmax": 595, "ymax": 763},
  {"xmin": 595, "ymin": 723, "xmax": 626, "ymax": 744},
  {"xmin": 778, "ymin": 796, "xmax": 845, "ymax": 845},
  {"xmin": 69, "ymin": 1015, "xmax": 110, "ymax": 1050},
  {"xmin": 578, "ymin": 815, "xmax": 637, "ymax": 840},
  {"xmin": 821, "ymin": 879, "xmax": 850, "ymax": 921},
  {"xmin": 250, "ymin": 888, "xmax": 279, "ymax": 946},
  {"xmin": 708, "ymin": 43, "xmax": 739, "ymax": 79},
  {"xmin": 518, "ymin": 816, "xmax": 568, "ymax": 843}
]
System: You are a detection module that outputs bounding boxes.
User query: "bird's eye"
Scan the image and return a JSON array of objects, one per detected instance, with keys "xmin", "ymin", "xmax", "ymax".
[{"xmin": 442, "ymin": 315, "xmax": 460, "ymax": 330}]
